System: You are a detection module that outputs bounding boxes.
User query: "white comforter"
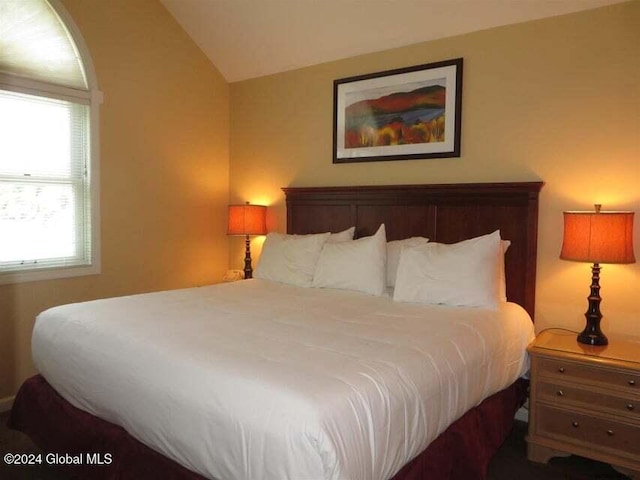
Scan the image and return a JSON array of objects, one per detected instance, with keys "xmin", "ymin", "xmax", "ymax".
[{"xmin": 32, "ymin": 279, "xmax": 534, "ymax": 480}]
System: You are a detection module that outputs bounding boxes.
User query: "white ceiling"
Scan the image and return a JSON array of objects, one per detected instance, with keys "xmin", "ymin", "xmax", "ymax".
[{"xmin": 160, "ymin": 0, "xmax": 623, "ymax": 83}]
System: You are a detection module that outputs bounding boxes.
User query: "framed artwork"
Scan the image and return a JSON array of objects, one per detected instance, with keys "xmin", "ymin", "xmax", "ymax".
[{"xmin": 333, "ymin": 58, "xmax": 463, "ymax": 163}]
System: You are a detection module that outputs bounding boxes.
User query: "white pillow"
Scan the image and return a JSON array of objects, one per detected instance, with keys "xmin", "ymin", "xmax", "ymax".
[
  {"xmin": 312, "ymin": 224, "xmax": 387, "ymax": 296},
  {"xmin": 386, "ymin": 237, "xmax": 429, "ymax": 287},
  {"xmin": 393, "ymin": 230, "xmax": 502, "ymax": 309},
  {"xmin": 254, "ymin": 232, "xmax": 330, "ymax": 287},
  {"xmin": 327, "ymin": 227, "xmax": 355, "ymax": 243},
  {"xmin": 265, "ymin": 228, "xmax": 353, "ymax": 244}
]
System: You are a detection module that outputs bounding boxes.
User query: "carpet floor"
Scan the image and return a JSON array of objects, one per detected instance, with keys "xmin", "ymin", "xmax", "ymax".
[{"xmin": 0, "ymin": 411, "xmax": 632, "ymax": 480}]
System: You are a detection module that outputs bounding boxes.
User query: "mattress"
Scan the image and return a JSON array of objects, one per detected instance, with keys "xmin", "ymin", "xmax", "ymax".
[{"xmin": 32, "ymin": 279, "xmax": 534, "ymax": 480}]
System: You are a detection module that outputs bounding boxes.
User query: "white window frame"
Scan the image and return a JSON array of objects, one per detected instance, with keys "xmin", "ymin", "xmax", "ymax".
[{"xmin": 0, "ymin": 0, "xmax": 102, "ymax": 285}]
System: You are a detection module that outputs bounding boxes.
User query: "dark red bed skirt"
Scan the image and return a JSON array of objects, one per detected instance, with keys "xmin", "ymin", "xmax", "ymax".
[{"xmin": 8, "ymin": 374, "xmax": 527, "ymax": 480}]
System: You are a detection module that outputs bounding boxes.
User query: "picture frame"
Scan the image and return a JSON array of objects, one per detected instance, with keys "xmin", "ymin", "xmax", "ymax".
[{"xmin": 333, "ymin": 58, "xmax": 463, "ymax": 163}]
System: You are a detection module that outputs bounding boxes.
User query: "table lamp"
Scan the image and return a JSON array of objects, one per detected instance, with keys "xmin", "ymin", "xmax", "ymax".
[
  {"xmin": 560, "ymin": 204, "xmax": 635, "ymax": 346},
  {"xmin": 227, "ymin": 202, "xmax": 267, "ymax": 279}
]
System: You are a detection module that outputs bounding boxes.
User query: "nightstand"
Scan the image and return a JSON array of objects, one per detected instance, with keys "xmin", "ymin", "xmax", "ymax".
[{"xmin": 527, "ymin": 330, "xmax": 640, "ymax": 476}]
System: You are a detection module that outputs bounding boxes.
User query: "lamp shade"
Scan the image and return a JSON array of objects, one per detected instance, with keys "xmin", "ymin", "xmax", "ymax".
[
  {"xmin": 227, "ymin": 203, "xmax": 267, "ymax": 236},
  {"xmin": 560, "ymin": 208, "xmax": 635, "ymax": 264}
]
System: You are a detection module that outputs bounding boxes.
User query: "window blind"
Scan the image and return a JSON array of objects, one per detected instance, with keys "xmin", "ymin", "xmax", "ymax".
[
  {"xmin": 0, "ymin": 0, "xmax": 87, "ymax": 90},
  {"xmin": 0, "ymin": 88, "xmax": 91, "ymax": 272}
]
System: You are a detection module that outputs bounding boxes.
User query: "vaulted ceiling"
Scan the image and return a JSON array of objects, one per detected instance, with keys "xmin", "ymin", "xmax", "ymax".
[{"xmin": 160, "ymin": 0, "xmax": 624, "ymax": 82}]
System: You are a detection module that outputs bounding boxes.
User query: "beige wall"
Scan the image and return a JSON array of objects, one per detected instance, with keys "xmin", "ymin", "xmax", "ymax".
[
  {"xmin": 0, "ymin": 0, "xmax": 230, "ymax": 399},
  {"xmin": 230, "ymin": 2, "xmax": 640, "ymax": 337}
]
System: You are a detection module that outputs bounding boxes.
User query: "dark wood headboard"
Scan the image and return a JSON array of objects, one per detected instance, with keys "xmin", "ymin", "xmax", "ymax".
[{"xmin": 283, "ymin": 182, "xmax": 543, "ymax": 319}]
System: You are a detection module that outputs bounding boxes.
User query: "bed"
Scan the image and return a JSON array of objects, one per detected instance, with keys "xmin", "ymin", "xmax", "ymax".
[{"xmin": 9, "ymin": 181, "xmax": 543, "ymax": 480}]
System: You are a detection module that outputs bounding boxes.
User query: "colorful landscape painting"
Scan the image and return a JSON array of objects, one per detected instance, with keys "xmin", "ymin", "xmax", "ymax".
[{"xmin": 344, "ymin": 82, "xmax": 446, "ymax": 149}]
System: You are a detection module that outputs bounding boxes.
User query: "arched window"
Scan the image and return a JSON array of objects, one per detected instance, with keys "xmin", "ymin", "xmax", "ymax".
[{"xmin": 0, "ymin": 0, "xmax": 102, "ymax": 284}]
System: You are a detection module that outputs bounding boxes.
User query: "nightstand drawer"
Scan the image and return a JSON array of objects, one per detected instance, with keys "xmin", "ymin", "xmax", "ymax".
[
  {"xmin": 537, "ymin": 357, "xmax": 640, "ymax": 392},
  {"xmin": 538, "ymin": 381, "xmax": 640, "ymax": 419},
  {"xmin": 537, "ymin": 404, "xmax": 640, "ymax": 458}
]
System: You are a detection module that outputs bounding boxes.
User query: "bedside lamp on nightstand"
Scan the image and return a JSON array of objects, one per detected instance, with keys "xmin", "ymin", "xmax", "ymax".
[
  {"xmin": 560, "ymin": 204, "xmax": 635, "ymax": 346},
  {"xmin": 227, "ymin": 202, "xmax": 267, "ymax": 279}
]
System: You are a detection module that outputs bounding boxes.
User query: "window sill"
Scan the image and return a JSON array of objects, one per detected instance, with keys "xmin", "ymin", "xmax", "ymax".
[{"xmin": 0, "ymin": 263, "xmax": 101, "ymax": 285}]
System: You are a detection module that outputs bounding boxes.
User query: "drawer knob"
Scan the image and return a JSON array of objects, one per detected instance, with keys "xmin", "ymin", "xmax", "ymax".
[
  {"xmin": 558, "ymin": 367, "xmax": 565, "ymax": 373},
  {"xmin": 572, "ymin": 421, "xmax": 579, "ymax": 428},
  {"xmin": 607, "ymin": 429, "xmax": 615, "ymax": 436},
  {"xmin": 630, "ymin": 379, "xmax": 636, "ymax": 386},
  {"xmin": 627, "ymin": 403, "xmax": 635, "ymax": 411},
  {"xmin": 556, "ymin": 390, "xmax": 564, "ymax": 397}
]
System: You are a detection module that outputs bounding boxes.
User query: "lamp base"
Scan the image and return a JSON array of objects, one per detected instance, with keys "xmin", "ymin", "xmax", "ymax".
[
  {"xmin": 576, "ymin": 262, "xmax": 608, "ymax": 346},
  {"xmin": 243, "ymin": 235, "xmax": 253, "ymax": 280},
  {"xmin": 577, "ymin": 330, "xmax": 608, "ymax": 346}
]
